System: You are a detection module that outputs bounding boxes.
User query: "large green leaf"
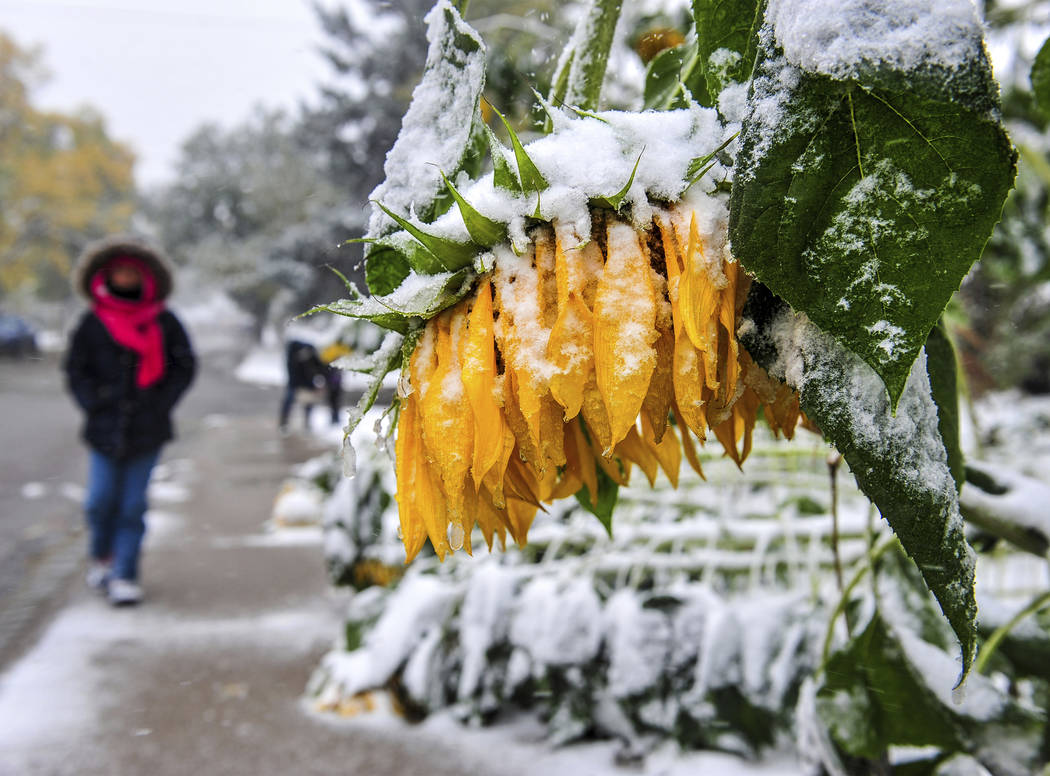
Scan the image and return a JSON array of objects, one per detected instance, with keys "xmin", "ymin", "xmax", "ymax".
[
  {"xmin": 364, "ymin": 245, "xmax": 412, "ymax": 297},
  {"xmin": 689, "ymin": 0, "xmax": 764, "ymax": 107},
  {"xmin": 739, "ymin": 291, "xmax": 977, "ymax": 677},
  {"xmin": 730, "ymin": 34, "xmax": 1016, "ymax": 406}
]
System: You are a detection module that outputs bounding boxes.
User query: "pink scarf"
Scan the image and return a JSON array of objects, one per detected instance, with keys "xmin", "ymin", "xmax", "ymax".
[{"xmin": 89, "ymin": 257, "xmax": 166, "ymax": 388}]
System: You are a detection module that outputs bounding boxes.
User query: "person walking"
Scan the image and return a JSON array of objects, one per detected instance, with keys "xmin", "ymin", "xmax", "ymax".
[
  {"xmin": 64, "ymin": 236, "xmax": 196, "ymax": 605},
  {"xmin": 278, "ymin": 339, "xmax": 327, "ymax": 431}
]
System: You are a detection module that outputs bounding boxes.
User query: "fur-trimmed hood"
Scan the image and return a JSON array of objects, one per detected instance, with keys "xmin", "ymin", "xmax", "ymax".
[{"xmin": 74, "ymin": 235, "xmax": 174, "ymax": 301}]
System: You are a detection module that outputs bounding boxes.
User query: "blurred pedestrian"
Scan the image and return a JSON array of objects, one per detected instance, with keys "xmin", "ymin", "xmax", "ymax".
[
  {"xmin": 279, "ymin": 339, "xmax": 325, "ymax": 431},
  {"xmin": 64, "ymin": 236, "xmax": 197, "ymax": 605}
]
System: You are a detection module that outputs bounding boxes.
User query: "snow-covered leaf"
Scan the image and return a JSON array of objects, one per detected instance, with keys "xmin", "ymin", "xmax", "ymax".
[
  {"xmin": 590, "ymin": 150, "xmax": 642, "ymax": 212},
  {"xmin": 366, "ymin": 0, "xmax": 486, "ymax": 238},
  {"xmin": 817, "ymin": 615, "xmax": 963, "ymax": 760},
  {"xmin": 485, "ymin": 124, "xmax": 521, "ymax": 193},
  {"xmin": 741, "ymin": 297, "xmax": 977, "ymax": 676},
  {"xmin": 730, "ymin": 17, "xmax": 1015, "ymax": 406}
]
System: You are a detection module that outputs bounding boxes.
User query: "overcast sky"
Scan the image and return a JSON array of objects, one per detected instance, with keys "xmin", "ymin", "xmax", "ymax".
[{"xmin": 1, "ymin": 0, "xmax": 330, "ymax": 186}]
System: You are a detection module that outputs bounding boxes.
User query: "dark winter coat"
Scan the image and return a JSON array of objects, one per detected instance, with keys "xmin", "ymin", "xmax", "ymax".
[
  {"xmin": 64, "ymin": 310, "xmax": 196, "ymax": 459},
  {"xmin": 64, "ymin": 235, "xmax": 196, "ymax": 459},
  {"xmin": 286, "ymin": 340, "xmax": 327, "ymax": 390}
]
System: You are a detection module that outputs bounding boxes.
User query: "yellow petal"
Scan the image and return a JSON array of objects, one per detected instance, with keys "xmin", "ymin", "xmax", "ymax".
[
  {"xmin": 717, "ymin": 258, "xmax": 741, "ymax": 402},
  {"xmin": 502, "ymin": 368, "xmax": 541, "ymax": 469},
  {"xmin": 581, "ymin": 426, "xmax": 631, "ymax": 486},
  {"xmin": 641, "ymin": 411, "xmax": 681, "ymax": 489},
  {"xmin": 593, "ymin": 222, "xmax": 659, "ymax": 451},
  {"xmin": 534, "ymin": 225, "xmax": 558, "ymax": 327},
  {"xmin": 555, "ymin": 418, "xmax": 598, "ymax": 504},
  {"xmin": 672, "ymin": 332, "xmax": 707, "ymax": 441},
  {"xmin": 394, "ymin": 394, "xmax": 428, "ymax": 562},
  {"xmin": 614, "ymin": 423, "xmax": 659, "ymax": 487},
  {"xmin": 420, "ymin": 307, "xmax": 474, "ymax": 531},
  {"xmin": 482, "ymin": 424, "xmax": 517, "ymax": 509},
  {"xmin": 472, "ymin": 486, "xmax": 507, "ymax": 551},
  {"xmin": 641, "ymin": 327, "xmax": 674, "ymax": 442},
  {"xmin": 504, "ymin": 499, "xmax": 539, "ymax": 547},
  {"xmin": 580, "ymin": 371, "xmax": 613, "ymax": 454},
  {"xmin": 417, "ymin": 455, "xmax": 451, "ymax": 559},
  {"xmin": 673, "ymin": 402, "xmax": 706, "ymax": 480},
  {"xmin": 504, "ymin": 454, "xmax": 544, "ymax": 508},
  {"xmin": 677, "ymin": 212, "xmax": 721, "ymax": 368},
  {"xmin": 548, "ymin": 222, "xmax": 602, "ymax": 420},
  {"xmin": 461, "ymin": 279, "xmax": 505, "ymax": 490}
]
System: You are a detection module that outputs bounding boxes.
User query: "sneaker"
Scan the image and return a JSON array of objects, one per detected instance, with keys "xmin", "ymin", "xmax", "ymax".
[
  {"xmin": 86, "ymin": 562, "xmax": 111, "ymax": 593},
  {"xmin": 108, "ymin": 578, "xmax": 143, "ymax": 606}
]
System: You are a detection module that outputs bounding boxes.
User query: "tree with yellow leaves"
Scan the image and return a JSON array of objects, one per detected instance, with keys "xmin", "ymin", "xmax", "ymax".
[{"xmin": 0, "ymin": 31, "xmax": 136, "ymax": 300}]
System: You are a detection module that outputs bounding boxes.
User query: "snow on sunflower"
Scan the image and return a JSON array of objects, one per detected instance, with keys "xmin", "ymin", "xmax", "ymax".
[{"xmin": 394, "ymin": 201, "xmax": 805, "ymax": 562}]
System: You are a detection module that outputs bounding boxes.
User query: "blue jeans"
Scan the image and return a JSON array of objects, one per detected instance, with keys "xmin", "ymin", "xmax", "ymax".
[{"xmin": 85, "ymin": 448, "xmax": 161, "ymax": 582}]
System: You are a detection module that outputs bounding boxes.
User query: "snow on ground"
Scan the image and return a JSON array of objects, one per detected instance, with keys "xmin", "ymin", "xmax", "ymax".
[{"xmin": 311, "ymin": 709, "xmax": 804, "ymax": 776}]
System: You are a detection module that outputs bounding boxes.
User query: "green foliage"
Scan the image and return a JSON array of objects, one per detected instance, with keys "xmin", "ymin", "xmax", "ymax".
[
  {"xmin": 925, "ymin": 322, "xmax": 965, "ymax": 493},
  {"xmin": 548, "ymin": 0, "xmax": 624, "ymax": 111},
  {"xmin": 492, "ymin": 105, "xmax": 549, "ymax": 192},
  {"xmin": 730, "ymin": 33, "xmax": 1016, "ymax": 407},
  {"xmin": 440, "ymin": 170, "xmax": 508, "ymax": 245},
  {"xmin": 819, "ymin": 616, "xmax": 962, "ymax": 759},
  {"xmin": 372, "ymin": 202, "xmax": 480, "ymax": 271},
  {"xmin": 363, "ymin": 245, "xmax": 412, "ymax": 296},
  {"xmin": 1031, "ymin": 35, "xmax": 1050, "ymax": 121},
  {"xmin": 643, "ymin": 44, "xmax": 691, "ymax": 110},
  {"xmin": 589, "ymin": 150, "xmax": 642, "ymax": 211},
  {"xmin": 574, "ymin": 466, "xmax": 619, "ymax": 537},
  {"xmin": 689, "ymin": 0, "xmax": 763, "ymax": 107}
]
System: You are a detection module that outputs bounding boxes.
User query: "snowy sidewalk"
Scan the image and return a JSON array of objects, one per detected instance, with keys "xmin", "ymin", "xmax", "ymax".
[{"xmin": 0, "ymin": 410, "xmax": 499, "ymax": 776}]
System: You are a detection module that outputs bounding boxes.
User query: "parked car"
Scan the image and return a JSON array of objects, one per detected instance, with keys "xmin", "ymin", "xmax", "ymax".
[{"xmin": 0, "ymin": 313, "xmax": 39, "ymax": 357}]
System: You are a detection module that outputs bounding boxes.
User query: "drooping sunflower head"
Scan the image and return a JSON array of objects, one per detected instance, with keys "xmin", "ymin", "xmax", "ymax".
[
  {"xmin": 393, "ymin": 198, "xmax": 804, "ymax": 562},
  {"xmin": 319, "ymin": 93, "xmax": 807, "ymax": 563}
]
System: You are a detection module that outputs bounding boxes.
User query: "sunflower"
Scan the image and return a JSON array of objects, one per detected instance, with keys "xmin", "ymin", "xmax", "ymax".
[{"xmin": 394, "ymin": 201, "xmax": 804, "ymax": 562}]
